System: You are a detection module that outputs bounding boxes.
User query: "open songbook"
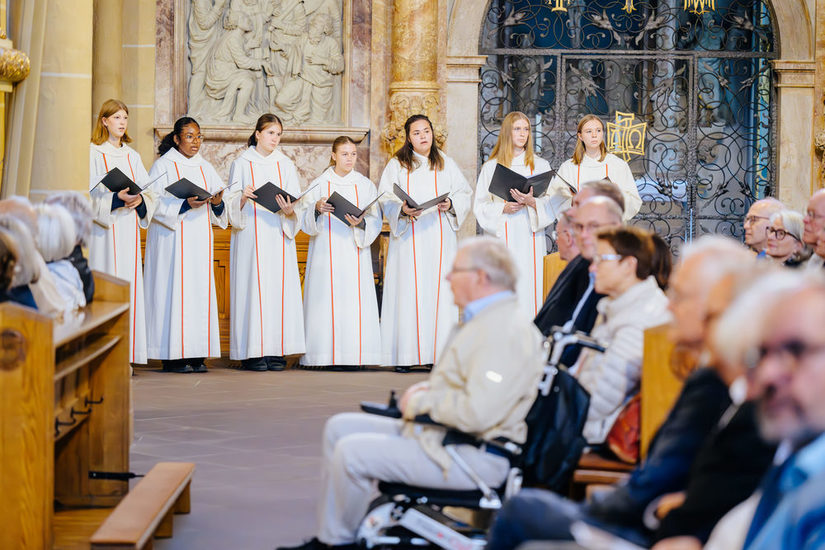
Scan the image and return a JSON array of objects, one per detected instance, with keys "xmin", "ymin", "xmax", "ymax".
[
  {"xmin": 393, "ymin": 184, "xmax": 450, "ymax": 212},
  {"xmin": 325, "ymin": 192, "xmax": 383, "ymax": 230},
  {"xmin": 251, "ymin": 182, "xmax": 318, "ymax": 214},
  {"xmin": 96, "ymin": 168, "xmax": 163, "ymax": 195},
  {"xmin": 488, "ymin": 163, "xmax": 557, "ymax": 202},
  {"xmin": 165, "ymin": 178, "xmax": 228, "ymax": 201}
]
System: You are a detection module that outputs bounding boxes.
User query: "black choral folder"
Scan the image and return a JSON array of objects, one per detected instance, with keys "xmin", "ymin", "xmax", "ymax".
[
  {"xmin": 392, "ymin": 184, "xmax": 450, "ymax": 211},
  {"xmin": 165, "ymin": 178, "xmax": 226, "ymax": 201},
  {"xmin": 488, "ymin": 163, "xmax": 555, "ymax": 202},
  {"xmin": 251, "ymin": 182, "xmax": 317, "ymax": 214},
  {"xmin": 326, "ymin": 192, "xmax": 383, "ymax": 229},
  {"xmin": 98, "ymin": 167, "xmax": 145, "ymax": 195}
]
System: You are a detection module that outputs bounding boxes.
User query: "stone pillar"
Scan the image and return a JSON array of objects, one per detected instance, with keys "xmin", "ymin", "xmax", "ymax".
[
  {"xmin": 91, "ymin": 0, "xmax": 122, "ymax": 112},
  {"xmin": 446, "ymin": 55, "xmax": 486, "ymax": 238},
  {"xmin": 121, "ymin": 0, "xmax": 156, "ymax": 164},
  {"xmin": 29, "ymin": 0, "xmax": 93, "ymax": 200},
  {"xmin": 773, "ymin": 60, "xmax": 816, "ymax": 212},
  {"xmin": 381, "ymin": 0, "xmax": 444, "ymax": 152}
]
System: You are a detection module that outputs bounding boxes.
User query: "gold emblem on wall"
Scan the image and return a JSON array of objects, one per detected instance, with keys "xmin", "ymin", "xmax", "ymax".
[{"xmin": 606, "ymin": 112, "xmax": 646, "ymax": 162}]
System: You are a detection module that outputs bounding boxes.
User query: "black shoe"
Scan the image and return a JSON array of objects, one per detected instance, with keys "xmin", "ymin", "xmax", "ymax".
[
  {"xmin": 276, "ymin": 537, "xmax": 357, "ymax": 550},
  {"xmin": 242, "ymin": 358, "xmax": 268, "ymax": 372},
  {"xmin": 162, "ymin": 360, "xmax": 194, "ymax": 374},
  {"xmin": 192, "ymin": 363, "xmax": 208, "ymax": 373},
  {"xmin": 265, "ymin": 356, "xmax": 286, "ymax": 371},
  {"xmin": 394, "ymin": 366, "xmax": 411, "ymax": 373}
]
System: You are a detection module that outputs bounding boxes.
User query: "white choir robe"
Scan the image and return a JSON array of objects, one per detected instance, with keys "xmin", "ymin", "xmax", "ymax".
[
  {"xmin": 474, "ymin": 154, "xmax": 568, "ymax": 316},
  {"xmin": 88, "ymin": 141, "xmax": 158, "ymax": 364},
  {"xmin": 144, "ymin": 148, "xmax": 228, "ymax": 360},
  {"xmin": 300, "ymin": 168, "xmax": 382, "ymax": 366},
  {"xmin": 225, "ymin": 147, "xmax": 306, "ymax": 360},
  {"xmin": 551, "ymin": 152, "xmax": 642, "ymax": 220},
  {"xmin": 378, "ymin": 153, "xmax": 472, "ymax": 367}
]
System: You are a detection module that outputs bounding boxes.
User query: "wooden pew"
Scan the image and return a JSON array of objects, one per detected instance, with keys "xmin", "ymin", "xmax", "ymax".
[
  {"xmin": 569, "ymin": 323, "xmax": 684, "ymax": 498},
  {"xmin": 542, "ymin": 252, "xmax": 568, "ymax": 299},
  {"xmin": 0, "ymin": 271, "xmax": 194, "ymax": 549}
]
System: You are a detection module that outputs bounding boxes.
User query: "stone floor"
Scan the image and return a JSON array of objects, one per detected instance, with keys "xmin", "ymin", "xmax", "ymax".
[{"xmin": 130, "ymin": 361, "xmax": 427, "ymax": 550}]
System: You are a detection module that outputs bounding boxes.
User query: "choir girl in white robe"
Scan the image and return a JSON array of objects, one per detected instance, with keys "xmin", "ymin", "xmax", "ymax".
[
  {"xmin": 225, "ymin": 114, "xmax": 305, "ymax": 371},
  {"xmin": 144, "ymin": 117, "xmax": 228, "ymax": 373},
  {"xmin": 378, "ymin": 114, "xmax": 472, "ymax": 370},
  {"xmin": 88, "ymin": 99, "xmax": 158, "ymax": 364},
  {"xmin": 300, "ymin": 136, "xmax": 382, "ymax": 369},
  {"xmin": 474, "ymin": 111, "xmax": 568, "ymax": 316},
  {"xmin": 551, "ymin": 114, "xmax": 642, "ymax": 220}
]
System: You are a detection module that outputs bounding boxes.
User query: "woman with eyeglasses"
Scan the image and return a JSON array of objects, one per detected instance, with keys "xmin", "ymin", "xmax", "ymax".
[
  {"xmin": 765, "ymin": 210, "xmax": 812, "ymax": 268},
  {"xmin": 550, "ymin": 114, "xmax": 642, "ymax": 220},
  {"xmin": 575, "ymin": 226, "xmax": 672, "ymax": 445},
  {"xmin": 473, "ymin": 111, "xmax": 568, "ymax": 317},
  {"xmin": 144, "ymin": 117, "xmax": 228, "ymax": 373}
]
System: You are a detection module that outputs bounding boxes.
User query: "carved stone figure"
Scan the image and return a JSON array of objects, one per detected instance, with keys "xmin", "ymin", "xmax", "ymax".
[
  {"xmin": 188, "ymin": 0, "xmax": 228, "ymax": 115},
  {"xmin": 205, "ymin": 10, "xmax": 266, "ymax": 123},
  {"xmin": 276, "ymin": 13, "xmax": 344, "ymax": 125}
]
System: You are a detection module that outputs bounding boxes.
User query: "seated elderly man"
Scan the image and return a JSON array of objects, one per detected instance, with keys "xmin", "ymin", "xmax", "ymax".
[
  {"xmin": 803, "ymin": 188, "xmax": 825, "ymax": 270},
  {"xmin": 743, "ymin": 197, "xmax": 784, "ymax": 257},
  {"xmin": 278, "ymin": 237, "xmax": 546, "ymax": 550}
]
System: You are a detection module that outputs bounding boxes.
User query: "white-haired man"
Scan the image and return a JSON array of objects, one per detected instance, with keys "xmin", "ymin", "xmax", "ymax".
[
  {"xmin": 744, "ymin": 197, "xmax": 784, "ymax": 257},
  {"xmin": 278, "ymin": 237, "xmax": 546, "ymax": 550}
]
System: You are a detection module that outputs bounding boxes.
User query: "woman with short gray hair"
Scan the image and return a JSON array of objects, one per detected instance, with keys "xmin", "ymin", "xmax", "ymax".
[{"xmin": 765, "ymin": 210, "xmax": 811, "ymax": 268}]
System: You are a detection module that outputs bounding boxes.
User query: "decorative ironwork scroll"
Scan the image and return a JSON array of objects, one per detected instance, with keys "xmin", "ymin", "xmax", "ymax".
[{"xmin": 480, "ymin": 0, "xmax": 776, "ymax": 248}]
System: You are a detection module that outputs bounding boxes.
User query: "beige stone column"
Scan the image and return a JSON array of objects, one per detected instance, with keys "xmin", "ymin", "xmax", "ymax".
[
  {"xmin": 91, "ymin": 0, "xmax": 122, "ymax": 112},
  {"xmin": 773, "ymin": 60, "xmax": 816, "ymax": 212},
  {"xmin": 29, "ymin": 0, "xmax": 93, "ymax": 201},
  {"xmin": 121, "ymin": 0, "xmax": 156, "ymax": 164},
  {"xmin": 446, "ymin": 55, "xmax": 486, "ymax": 237},
  {"xmin": 381, "ymin": 0, "xmax": 444, "ymax": 153}
]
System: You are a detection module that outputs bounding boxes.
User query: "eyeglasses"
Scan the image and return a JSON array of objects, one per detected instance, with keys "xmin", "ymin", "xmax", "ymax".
[
  {"xmin": 766, "ymin": 227, "xmax": 801, "ymax": 242},
  {"xmin": 591, "ymin": 253, "xmax": 624, "ymax": 265},
  {"xmin": 746, "ymin": 338, "xmax": 825, "ymax": 370},
  {"xmin": 744, "ymin": 215, "xmax": 769, "ymax": 225},
  {"xmin": 182, "ymin": 133, "xmax": 205, "ymax": 142}
]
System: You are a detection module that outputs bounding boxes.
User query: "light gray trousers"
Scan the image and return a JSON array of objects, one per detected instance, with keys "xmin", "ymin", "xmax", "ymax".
[{"xmin": 317, "ymin": 412, "xmax": 511, "ymax": 545}]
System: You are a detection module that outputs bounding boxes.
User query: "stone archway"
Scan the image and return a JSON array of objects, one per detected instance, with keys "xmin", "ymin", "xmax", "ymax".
[{"xmin": 445, "ymin": 0, "xmax": 815, "ymax": 212}]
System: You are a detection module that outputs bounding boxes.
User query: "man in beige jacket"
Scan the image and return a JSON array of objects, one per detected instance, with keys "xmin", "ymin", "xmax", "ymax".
[{"xmin": 278, "ymin": 237, "xmax": 547, "ymax": 550}]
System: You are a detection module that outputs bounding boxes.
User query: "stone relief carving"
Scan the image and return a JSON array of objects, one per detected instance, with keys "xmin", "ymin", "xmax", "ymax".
[{"xmin": 187, "ymin": 0, "xmax": 344, "ymax": 125}]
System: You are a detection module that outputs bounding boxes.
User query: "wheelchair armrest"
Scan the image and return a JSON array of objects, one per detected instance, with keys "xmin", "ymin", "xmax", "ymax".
[{"xmin": 360, "ymin": 401, "xmax": 402, "ymax": 418}]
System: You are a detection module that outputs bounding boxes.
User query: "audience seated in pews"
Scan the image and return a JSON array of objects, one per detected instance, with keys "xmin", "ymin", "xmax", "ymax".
[
  {"xmin": 0, "ymin": 225, "xmax": 27, "ymax": 305},
  {"xmin": 764, "ymin": 209, "xmax": 811, "ymax": 268},
  {"xmin": 486, "ymin": 236, "xmax": 775, "ymax": 550},
  {"xmin": 34, "ymin": 202, "xmax": 86, "ymax": 310},
  {"xmin": 44, "ymin": 191, "xmax": 95, "ymax": 303},
  {"xmin": 554, "ymin": 209, "xmax": 579, "ymax": 262},
  {"xmin": 744, "ymin": 197, "xmax": 784, "ymax": 257},
  {"xmin": 575, "ymin": 226, "xmax": 671, "ymax": 445},
  {"xmin": 0, "ymin": 214, "xmax": 41, "ymax": 309}
]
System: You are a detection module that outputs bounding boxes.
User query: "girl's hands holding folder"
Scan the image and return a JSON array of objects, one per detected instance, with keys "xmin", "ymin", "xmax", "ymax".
[
  {"xmin": 316, "ymin": 196, "xmax": 334, "ymax": 214},
  {"xmin": 510, "ymin": 187, "xmax": 536, "ymax": 209},
  {"xmin": 437, "ymin": 197, "xmax": 452, "ymax": 212},
  {"xmin": 209, "ymin": 189, "xmax": 224, "ymax": 205},
  {"xmin": 118, "ymin": 188, "xmax": 143, "ymax": 209},
  {"xmin": 345, "ymin": 212, "xmax": 366, "ymax": 228},
  {"xmin": 187, "ymin": 196, "xmax": 208, "ymax": 209},
  {"xmin": 275, "ymin": 194, "xmax": 295, "ymax": 217},
  {"xmin": 401, "ymin": 202, "xmax": 423, "ymax": 220},
  {"xmin": 240, "ymin": 184, "xmax": 257, "ymax": 208}
]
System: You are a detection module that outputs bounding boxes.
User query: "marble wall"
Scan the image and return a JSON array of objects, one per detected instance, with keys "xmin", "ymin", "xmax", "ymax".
[{"xmin": 154, "ymin": 0, "xmax": 373, "ymax": 186}]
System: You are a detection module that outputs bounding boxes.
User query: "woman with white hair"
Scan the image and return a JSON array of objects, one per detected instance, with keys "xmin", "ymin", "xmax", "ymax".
[
  {"xmin": 35, "ymin": 203, "xmax": 86, "ymax": 310},
  {"xmin": 44, "ymin": 191, "xmax": 95, "ymax": 303},
  {"xmin": 0, "ymin": 216, "xmax": 39, "ymax": 309},
  {"xmin": 765, "ymin": 210, "xmax": 811, "ymax": 268}
]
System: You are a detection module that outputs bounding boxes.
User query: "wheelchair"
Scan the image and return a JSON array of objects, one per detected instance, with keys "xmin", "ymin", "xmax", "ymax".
[{"xmin": 355, "ymin": 328, "xmax": 605, "ymax": 549}]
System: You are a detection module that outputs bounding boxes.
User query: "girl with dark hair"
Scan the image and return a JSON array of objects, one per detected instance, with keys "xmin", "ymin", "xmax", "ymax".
[
  {"xmin": 473, "ymin": 111, "xmax": 568, "ymax": 317},
  {"xmin": 377, "ymin": 114, "xmax": 472, "ymax": 370},
  {"xmin": 89, "ymin": 99, "xmax": 157, "ymax": 364},
  {"xmin": 575, "ymin": 226, "xmax": 671, "ymax": 444},
  {"xmin": 225, "ymin": 113, "xmax": 305, "ymax": 371},
  {"xmin": 300, "ymin": 136, "xmax": 383, "ymax": 369},
  {"xmin": 550, "ymin": 114, "xmax": 642, "ymax": 220},
  {"xmin": 144, "ymin": 117, "xmax": 228, "ymax": 373}
]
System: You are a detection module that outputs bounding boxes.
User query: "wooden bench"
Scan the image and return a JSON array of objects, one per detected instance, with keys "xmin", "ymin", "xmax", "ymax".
[
  {"xmin": 0, "ymin": 271, "xmax": 196, "ymax": 549},
  {"xmin": 569, "ymin": 323, "xmax": 684, "ymax": 499},
  {"xmin": 542, "ymin": 252, "xmax": 568, "ymax": 299},
  {"xmin": 90, "ymin": 462, "xmax": 194, "ymax": 549}
]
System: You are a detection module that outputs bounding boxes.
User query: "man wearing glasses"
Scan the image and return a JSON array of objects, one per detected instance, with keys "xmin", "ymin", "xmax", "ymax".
[
  {"xmin": 743, "ymin": 198, "xmax": 784, "ymax": 257},
  {"xmin": 803, "ymin": 189, "xmax": 825, "ymax": 270}
]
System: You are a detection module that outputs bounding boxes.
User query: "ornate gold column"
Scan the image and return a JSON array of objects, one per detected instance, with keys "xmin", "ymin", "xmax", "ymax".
[
  {"xmin": 92, "ymin": 0, "xmax": 122, "ymax": 111},
  {"xmin": 382, "ymin": 0, "xmax": 444, "ymax": 152},
  {"xmin": 0, "ymin": 39, "xmax": 32, "ymax": 196},
  {"xmin": 28, "ymin": 0, "xmax": 93, "ymax": 200}
]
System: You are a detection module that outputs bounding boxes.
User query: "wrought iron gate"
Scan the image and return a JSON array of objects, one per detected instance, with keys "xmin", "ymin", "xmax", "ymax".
[{"xmin": 479, "ymin": 0, "xmax": 776, "ymax": 247}]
